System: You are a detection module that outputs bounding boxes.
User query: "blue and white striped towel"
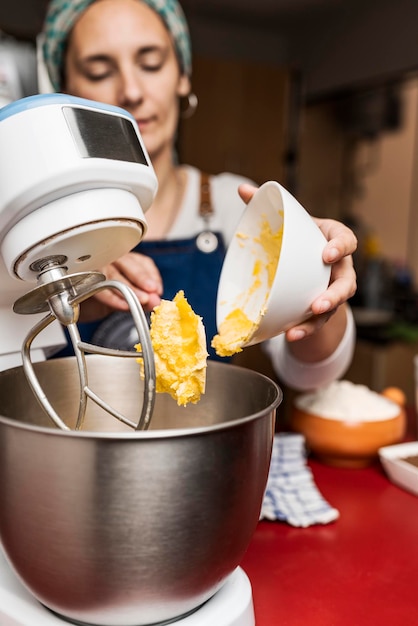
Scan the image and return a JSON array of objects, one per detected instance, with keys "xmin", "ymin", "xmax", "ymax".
[{"xmin": 261, "ymin": 433, "xmax": 340, "ymax": 527}]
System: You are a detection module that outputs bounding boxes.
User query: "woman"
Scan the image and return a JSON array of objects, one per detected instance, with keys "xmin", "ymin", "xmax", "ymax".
[{"xmin": 40, "ymin": 0, "xmax": 357, "ymax": 389}]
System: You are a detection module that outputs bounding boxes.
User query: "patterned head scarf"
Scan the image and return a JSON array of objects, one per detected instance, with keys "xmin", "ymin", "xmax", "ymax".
[{"xmin": 42, "ymin": 0, "xmax": 192, "ymax": 92}]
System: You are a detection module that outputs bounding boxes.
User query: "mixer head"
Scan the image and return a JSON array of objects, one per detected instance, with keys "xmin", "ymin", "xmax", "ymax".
[{"xmin": 0, "ymin": 94, "xmax": 159, "ymax": 430}]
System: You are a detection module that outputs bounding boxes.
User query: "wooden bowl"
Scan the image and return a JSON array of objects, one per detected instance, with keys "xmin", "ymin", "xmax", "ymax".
[{"xmin": 290, "ymin": 386, "xmax": 406, "ymax": 468}]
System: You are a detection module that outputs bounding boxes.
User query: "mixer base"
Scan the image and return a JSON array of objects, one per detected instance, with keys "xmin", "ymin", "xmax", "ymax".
[{"xmin": 0, "ymin": 548, "xmax": 255, "ymax": 626}]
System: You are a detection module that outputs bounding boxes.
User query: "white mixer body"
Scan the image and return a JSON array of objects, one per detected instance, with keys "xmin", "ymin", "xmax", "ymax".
[{"xmin": 0, "ymin": 93, "xmax": 158, "ymax": 369}]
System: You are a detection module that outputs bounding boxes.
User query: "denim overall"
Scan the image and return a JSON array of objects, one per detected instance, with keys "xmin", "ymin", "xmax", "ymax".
[{"xmin": 55, "ymin": 173, "xmax": 227, "ymax": 361}]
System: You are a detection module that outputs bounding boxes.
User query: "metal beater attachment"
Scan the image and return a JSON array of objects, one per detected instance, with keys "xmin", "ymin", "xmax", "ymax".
[{"xmin": 13, "ymin": 256, "xmax": 155, "ymax": 432}]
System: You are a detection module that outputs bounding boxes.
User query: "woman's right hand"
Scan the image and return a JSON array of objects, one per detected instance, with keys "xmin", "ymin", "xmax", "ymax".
[{"xmin": 79, "ymin": 252, "xmax": 163, "ymax": 322}]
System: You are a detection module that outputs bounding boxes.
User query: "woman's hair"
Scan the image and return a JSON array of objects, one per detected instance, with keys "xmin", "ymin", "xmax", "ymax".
[{"xmin": 41, "ymin": 0, "xmax": 192, "ymax": 91}]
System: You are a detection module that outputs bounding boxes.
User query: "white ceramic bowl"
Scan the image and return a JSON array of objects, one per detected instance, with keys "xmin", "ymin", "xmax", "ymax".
[
  {"xmin": 216, "ymin": 181, "xmax": 331, "ymax": 347},
  {"xmin": 379, "ymin": 441, "xmax": 418, "ymax": 496}
]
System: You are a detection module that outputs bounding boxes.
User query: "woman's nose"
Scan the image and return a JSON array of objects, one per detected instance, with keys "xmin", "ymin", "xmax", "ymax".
[{"xmin": 118, "ymin": 67, "xmax": 144, "ymax": 106}]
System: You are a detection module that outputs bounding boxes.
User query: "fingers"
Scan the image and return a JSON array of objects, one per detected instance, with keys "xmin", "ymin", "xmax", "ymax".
[
  {"xmin": 110, "ymin": 253, "xmax": 163, "ymax": 293},
  {"xmin": 93, "ymin": 288, "xmax": 161, "ymax": 313},
  {"xmin": 285, "ymin": 309, "xmax": 337, "ymax": 342},
  {"xmin": 308, "ymin": 216, "xmax": 357, "ymax": 314},
  {"xmin": 311, "ymin": 254, "xmax": 357, "ymax": 316},
  {"xmin": 285, "ymin": 256, "xmax": 356, "ymax": 342},
  {"xmin": 237, "ymin": 183, "xmax": 259, "ymax": 204},
  {"xmin": 94, "ymin": 252, "xmax": 163, "ymax": 313},
  {"xmin": 285, "ymin": 218, "xmax": 357, "ymax": 343},
  {"xmin": 313, "ymin": 217, "xmax": 358, "ymax": 262}
]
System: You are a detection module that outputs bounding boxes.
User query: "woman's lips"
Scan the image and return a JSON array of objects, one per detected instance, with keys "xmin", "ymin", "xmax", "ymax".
[{"xmin": 136, "ymin": 117, "xmax": 154, "ymax": 132}]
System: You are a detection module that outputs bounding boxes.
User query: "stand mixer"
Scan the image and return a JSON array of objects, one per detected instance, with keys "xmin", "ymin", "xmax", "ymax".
[
  {"xmin": 0, "ymin": 94, "xmax": 261, "ymax": 626},
  {"xmin": 0, "ymin": 93, "xmax": 158, "ymax": 430}
]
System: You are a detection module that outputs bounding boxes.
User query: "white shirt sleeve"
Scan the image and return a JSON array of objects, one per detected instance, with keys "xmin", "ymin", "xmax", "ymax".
[{"xmin": 263, "ymin": 306, "xmax": 356, "ymax": 391}]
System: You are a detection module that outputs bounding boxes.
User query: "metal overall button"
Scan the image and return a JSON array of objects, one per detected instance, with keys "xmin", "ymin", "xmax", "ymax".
[{"xmin": 196, "ymin": 230, "xmax": 219, "ymax": 253}]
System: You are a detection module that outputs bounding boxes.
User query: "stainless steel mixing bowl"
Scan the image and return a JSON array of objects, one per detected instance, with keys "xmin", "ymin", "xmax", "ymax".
[{"xmin": 0, "ymin": 356, "xmax": 281, "ymax": 626}]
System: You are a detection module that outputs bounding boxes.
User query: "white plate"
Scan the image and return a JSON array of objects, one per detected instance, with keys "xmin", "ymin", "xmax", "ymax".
[{"xmin": 378, "ymin": 441, "xmax": 418, "ymax": 496}]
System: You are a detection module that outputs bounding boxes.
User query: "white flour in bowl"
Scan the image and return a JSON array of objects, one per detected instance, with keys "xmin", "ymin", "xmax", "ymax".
[{"xmin": 294, "ymin": 380, "xmax": 399, "ymax": 422}]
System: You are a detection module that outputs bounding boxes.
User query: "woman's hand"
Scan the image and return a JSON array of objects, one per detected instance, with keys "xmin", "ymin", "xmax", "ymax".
[
  {"xmin": 286, "ymin": 217, "xmax": 357, "ymax": 343},
  {"xmin": 79, "ymin": 252, "xmax": 163, "ymax": 322}
]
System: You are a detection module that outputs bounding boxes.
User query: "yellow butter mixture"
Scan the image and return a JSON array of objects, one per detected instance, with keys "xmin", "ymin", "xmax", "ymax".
[
  {"xmin": 211, "ymin": 308, "xmax": 256, "ymax": 357},
  {"xmin": 137, "ymin": 290, "xmax": 208, "ymax": 406},
  {"xmin": 256, "ymin": 216, "xmax": 284, "ymax": 290}
]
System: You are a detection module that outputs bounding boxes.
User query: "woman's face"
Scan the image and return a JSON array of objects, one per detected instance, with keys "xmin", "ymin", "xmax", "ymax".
[{"xmin": 63, "ymin": 0, "xmax": 190, "ymax": 161}]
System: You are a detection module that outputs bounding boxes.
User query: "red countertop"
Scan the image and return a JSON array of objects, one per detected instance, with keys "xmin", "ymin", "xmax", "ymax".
[{"xmin": 241, "ymin": 419, "xmax": 418, "ymax": 625}]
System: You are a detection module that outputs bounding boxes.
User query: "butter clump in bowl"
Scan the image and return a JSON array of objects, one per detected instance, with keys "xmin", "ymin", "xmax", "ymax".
[
  {"xmin": 212, "ymin": 308, "xmax": 259, "ymax": 358},
  {"xmin": 136, "ymin": 290, "xmax": 208, "ymax": 406}
]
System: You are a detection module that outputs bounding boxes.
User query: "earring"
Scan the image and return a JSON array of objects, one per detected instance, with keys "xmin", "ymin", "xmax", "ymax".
[{"xmin": 181, "ymin": 92, "xmax": 198, "ymax": 119}]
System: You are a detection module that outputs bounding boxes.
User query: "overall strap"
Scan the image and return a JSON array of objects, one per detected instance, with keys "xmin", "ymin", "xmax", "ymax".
[
  {"xmin": 196, "ymin": 171, "xmax": 219, "ymax": 254},
  {"xmin": 199, "ymin": 171, "xmax": 213, "ymax": 218}
]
